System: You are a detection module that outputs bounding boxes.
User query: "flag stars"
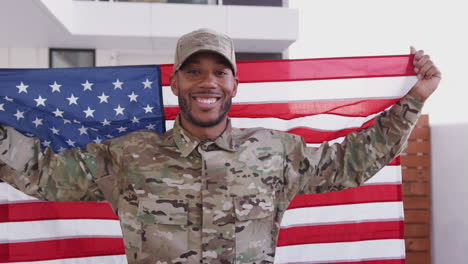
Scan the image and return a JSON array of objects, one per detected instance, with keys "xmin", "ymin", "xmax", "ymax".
[
  {"xmin": 4, "ymin": 96, "xmax": 13, "ymax": 102},
  {"xmin": 113, "ymin": 79, "xmax": 124, "ymax": 90},
  {"xmin": 66, "ymin": 139, "xmax": 76, "ymax": 147},
  {"xmin": 146, "ymin": 124, "xmax": 155, "ymax": 130},
  {"xmin": 93, "ymin": 137, "xmax": 103, "ymax": 144},
  {"xmin": 50, "ymin": 81, "xmax": 62, "ymax": 93},
  {"xmin": 51, "ymin": 127, "xmax": 60, "ymax": 135},
  {"xmin": 143, "ymin": 104, "xmax": 154, "ymax": 113},
  {"xmin": 132, "ymin": 117, "xmax": 140, "ymax": 123},
  {"xmin": 66, "ymin": 94, "xmax": 79, "ymax": 105},
  {"xmin": 82, "ymin": 80, "xmax": 94, "ymax": 91},
  {"xmin": 101, "ymin": 118, "xmax": 111, "ymax": 126},
  {"xmin": 42, "ymin": 140, "xmax": 51, "ymax": 148},
  {"xmin": 34, "ymin": 95, "xmax": 47, "ymax": 107},
  {"xmin": 114, "ymin": 105, "xmax": 125, "ymax": 116},
  {"xmin": 32, "ymin": 117, "xmax": 43, "ymax": 127},
  {"xmin": 117, "ymin": 126, "xmax": 127, "ymax": 133},
  {"xmin": 83, "ymin": 107, "xmax": 96, "ymax": 118},
  {"xmin": 63, "ymin": 119, "xmax": 72, "ymax": 125},
  {"xmin": 14, "ymin": 110, "xmax": 24, "ymax": 120},
  {"xmin": 128, "ymin": 92, "xmax": 139, "ymax": 102},
  {"xmin": 53, "ymin": 108, "xmax": 64, "ymax": 118},
  {"xmin": 58, "ymin": 147, "xmax": 67, "ymax": 152},
  {"xmin": 98, "ymin": 92, "xmax": 110, "ymax": 103},
  {"xmin": 78, "ymin": 126, "xmax": 88, "ymax": 135},
  {"xmin": 16, "ymin": 82, "xmax": 29, "ymax": 94},
  {"xmin": 142, "ymin": 78, "xmax": 153, "ymax": 89},
  {"xmin": 0, "ymin": 103, "xmax": 4, "ymax": 111}
]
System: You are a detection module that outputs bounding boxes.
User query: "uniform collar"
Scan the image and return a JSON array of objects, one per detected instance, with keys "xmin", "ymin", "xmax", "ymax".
[{"xmin": 173, "ymin": 115, "xmax": 238, "ymax": 157}]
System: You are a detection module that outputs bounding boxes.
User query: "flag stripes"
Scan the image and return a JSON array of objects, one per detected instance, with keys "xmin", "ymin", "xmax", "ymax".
[
  {"xmin": 277, "ymin": 221, "xmax": 404, "ymax": 246},
  {"xmin": 0, "ymin": 238, "xmax": 124, "ymax": 263},
  {"xmin": 0, "ymin": 219, "xmax": 122, "ymax": 242},
  {"xmin": 274, "ymin": 239, "xmax": 406, "ymax": 264},
  {"xmin": 0, "ymin": 202, "xmax": 118, "ymax": 223}
]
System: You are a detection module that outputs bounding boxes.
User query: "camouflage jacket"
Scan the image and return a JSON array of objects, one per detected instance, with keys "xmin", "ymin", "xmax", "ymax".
[{"xmin": 0, "ymin": 95, "xmax": 422, "ymax": 264}]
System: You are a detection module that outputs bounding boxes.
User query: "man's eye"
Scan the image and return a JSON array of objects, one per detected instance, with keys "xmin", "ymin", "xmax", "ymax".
[
  {"xmin": 186, "ymin": 69, "xmax": 200, "ymax": 74},
  {"xmin": 216, "ymin": 71, "xmax": 227, "ymax": 76}
]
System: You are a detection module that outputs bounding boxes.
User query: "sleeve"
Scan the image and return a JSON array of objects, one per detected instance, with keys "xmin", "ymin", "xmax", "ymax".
[
  {"xmin": 283, "ymin": 94, "xmax": 423, "ymax": 202},
  {"xmin": 0, "ymin": 125, "xmax": 120, "ymax": 204}
]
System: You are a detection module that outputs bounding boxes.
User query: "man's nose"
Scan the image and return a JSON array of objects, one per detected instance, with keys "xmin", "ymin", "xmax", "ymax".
[{"xmin": 199, "ymin": 72, "xmax": 217, "ymax": 89}]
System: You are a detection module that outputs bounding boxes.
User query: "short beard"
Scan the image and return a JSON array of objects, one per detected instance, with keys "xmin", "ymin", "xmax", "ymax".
[{"xmin": 178, "ymin": 95, "xmax": 232, "ymax": 128}]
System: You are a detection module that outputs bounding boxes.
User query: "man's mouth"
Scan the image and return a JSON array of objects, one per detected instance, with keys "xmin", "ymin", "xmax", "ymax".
[
  {"xmin": 192, "ymin": 94, "xmax": 222, "ymax": 105},
  {"xmin": 194, "ymin": 97, "xmax": 218, "ymax": 104}
]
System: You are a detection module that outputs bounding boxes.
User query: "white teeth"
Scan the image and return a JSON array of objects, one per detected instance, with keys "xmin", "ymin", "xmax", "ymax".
[{"xmin": 196, "ymin": 98, "xmax": 217, "ymax": 104}]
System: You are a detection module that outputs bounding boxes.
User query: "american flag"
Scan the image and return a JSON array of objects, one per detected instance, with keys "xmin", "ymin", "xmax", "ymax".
[
  {"xmin": 0, "ymin": 65, "xmax": 165, "ymax": 152},
  {"xmin": 0, "ymin": 55, "xmax": 416, "ymax": 264}
]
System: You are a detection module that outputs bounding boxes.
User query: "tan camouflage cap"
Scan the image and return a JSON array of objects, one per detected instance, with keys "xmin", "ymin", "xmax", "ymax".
[{"xmin": 174, "ymin": 28, "xmax": 237, "ymax": 74}]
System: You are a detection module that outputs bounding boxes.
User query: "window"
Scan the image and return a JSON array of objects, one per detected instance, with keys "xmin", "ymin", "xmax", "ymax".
[
  {"xmin": 236, "ymin": 52, "xmax": 282, "ymax": 61},
  {"xmin": 49, "ymin": 49, "xmax": 95, "ymax": 68},
  {"xmin": 222, "ymin": 0, "xmax": 282, "ymax": 7},
  {"xmin": 113, "ymin": 0, "xmax": 216, "ymax": 4}
]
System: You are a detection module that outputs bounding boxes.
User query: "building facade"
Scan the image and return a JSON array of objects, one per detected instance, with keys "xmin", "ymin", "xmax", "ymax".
[{"xmin": 0, "ymin": 0, "xmax": 298, "ymax": 68}]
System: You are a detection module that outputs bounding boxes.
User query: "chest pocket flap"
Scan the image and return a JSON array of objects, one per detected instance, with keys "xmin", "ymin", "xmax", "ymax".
[
  {"xmin": 137, "ymin": 197, "xmax": 188, "ymax": 225},
  {"xmin": 234, "ymin": 193, "xmax": 274, "ymax": 221}
]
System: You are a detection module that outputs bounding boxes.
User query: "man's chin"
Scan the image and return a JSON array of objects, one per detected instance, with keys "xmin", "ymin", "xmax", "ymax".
[{"xmin": 184, "ymin": 113, "xmax": 226, "ymax": 128}]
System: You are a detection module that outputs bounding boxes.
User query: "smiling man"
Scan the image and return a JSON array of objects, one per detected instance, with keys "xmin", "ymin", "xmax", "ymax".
[
  {"xmin": 0, "ymin": 28, "xmax": 440, "ymax": 264},
  {"xmin": 171, "ymin": 51, "xmax": 238, "ymax": 139}
]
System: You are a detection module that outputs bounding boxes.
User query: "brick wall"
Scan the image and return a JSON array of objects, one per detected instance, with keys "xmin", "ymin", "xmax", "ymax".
[{"xmin": 401, "ymin": 114, "xmax": 431, "ymax": 264}]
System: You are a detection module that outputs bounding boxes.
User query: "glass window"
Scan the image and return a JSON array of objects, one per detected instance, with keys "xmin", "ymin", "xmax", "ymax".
[
  {"xmin": 49, "ymin": 49, "xmax": 95, "ymax": 68},
  {"xmin": 236, "ymin": 52, "xmax": 282, "ymax": 61},
  {"xmin": 222, "ymin": 0, "xmax": 282, "ymax": 7}
]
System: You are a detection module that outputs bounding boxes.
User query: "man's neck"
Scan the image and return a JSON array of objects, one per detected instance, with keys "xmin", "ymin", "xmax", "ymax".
[{"xmin": 179, "ymin": 117, "xmax": 228, "ymax": 141}]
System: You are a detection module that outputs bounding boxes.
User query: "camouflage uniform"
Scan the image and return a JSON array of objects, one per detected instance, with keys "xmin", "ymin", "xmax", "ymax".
[{"xmin": 0, "ymin": 95, "xmax": 422, "ymax": 264}]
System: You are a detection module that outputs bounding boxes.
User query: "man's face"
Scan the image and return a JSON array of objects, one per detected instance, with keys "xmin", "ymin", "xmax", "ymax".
[{"xmin": 170, "ymin": 52, "xmax": 238, "ymax": 128}]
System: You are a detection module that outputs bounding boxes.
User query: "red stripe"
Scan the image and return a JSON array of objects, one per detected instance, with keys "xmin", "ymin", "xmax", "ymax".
[
  {"xmin": 388, "ymin": 157, "xmax": 400, "ymax": 166},
  {"xmin": 313, "ymin": 260, "xmax": 405, "ymax": 264},
  {"xmin": 164, "ymin": 98, "xmax": 400, "ymax": 120},
  {"xmin": 313, "ymin": 260, "xmax": 404, "ymax": 264},
  {"xmin": 277, "ymin": 221, "xmax": 404, "ymax": 246},
  {"xmin": 286, "ymin": 117, "xmax": 376, "ymax": 143},
  {"xmin": 0, "ymin": 201, "xmax": 118, "ymax": 223},
  {"xmin": 160, "ymin": 55, "xmax": 415, "ymax": 85},
  {"xmin": 288, "ymin": 184, "xmax": 402, "ymax": 209},
  {"xmin": 277, "ymin": 258, "xmax": 405, "ymax": 264},
  {"xmin": 0, "ymin": 237, "xmax": 125, "ymax": 263}
]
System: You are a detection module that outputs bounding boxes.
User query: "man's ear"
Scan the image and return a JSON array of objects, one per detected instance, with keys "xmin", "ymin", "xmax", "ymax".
[
  {"xmin": 169, "ymin": 73, "xmax": 179, "ymax": 96},
  {"xmin": 231, "ymin": 76, "xmax": 239, "ymax": 97}
]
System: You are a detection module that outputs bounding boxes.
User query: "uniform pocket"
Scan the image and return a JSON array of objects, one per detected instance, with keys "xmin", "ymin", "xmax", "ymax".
[
  {"xmin": 137, "ymin": 197, "xmax": 189, "ymax": 261},
  {"xmin": 233, "ymin": 193, "xmax": 275, "ymax": 263}
]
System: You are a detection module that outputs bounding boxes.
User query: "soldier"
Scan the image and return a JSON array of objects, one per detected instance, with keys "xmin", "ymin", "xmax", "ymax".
[{"xmin": 0, "ymin": 28, "xmax": 441, "ymax": 264}]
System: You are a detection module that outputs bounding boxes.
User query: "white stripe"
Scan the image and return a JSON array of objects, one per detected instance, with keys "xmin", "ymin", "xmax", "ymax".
[
  {"xmin": 162, "ymin": 76, "xmax": 416, "ymax": 105},
  {"xmin": 165, "ymin": 113, "xmax": 378, "ymax": 131},
  {"xmin": 274, "ymin": 239, "xmax": 405, "ymax": 264},
  {"xmin": 280, "ymin": 201, "xmax": 404, "ymax": 228},
  {"xmin": 0, "ymin": 219, "xmax": 123, "ymax": 243},
  {"xmin": 364, "ymin": 166, "xmax": 402, "ymax": 185},
  {"xmin": 306, "ymin": 137, "xmax": 346, "ymax": 148},
  {"xmin": 0, "ymin": 183, "xmax": 39, "ymax": 203},
  {"xmin": 6, "ymin": 255, "xmax": 128, "ymax": 264}
]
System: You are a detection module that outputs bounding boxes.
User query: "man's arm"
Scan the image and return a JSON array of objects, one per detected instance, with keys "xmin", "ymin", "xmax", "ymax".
[
  {"xmin": 0, "ymin": 125, "xmax": 111, "ymax": 203},
  {"xmin": 283, "ymin": 48, "xmax": 440, "ymax": 201}
]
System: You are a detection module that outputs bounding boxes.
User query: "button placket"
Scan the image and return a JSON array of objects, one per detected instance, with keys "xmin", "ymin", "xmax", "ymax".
[{"xmin": 199, "ymin": 147, "xmax": 236, "ymax": 264}]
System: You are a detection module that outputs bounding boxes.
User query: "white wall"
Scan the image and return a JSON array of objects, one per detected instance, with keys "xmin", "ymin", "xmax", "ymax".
[
  {"xmin": 431, "ymin": 123, "xmax": 468, "ymax": 264},
  {"xmin": 0, "ymin": 48, "xmax": 48, "ymax": 68},
  {"xmin": 288, "ymin": 1, "xmax": 468, "ymax": 263}
]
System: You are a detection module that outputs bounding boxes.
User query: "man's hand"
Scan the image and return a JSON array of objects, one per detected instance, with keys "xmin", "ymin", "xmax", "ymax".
[{"xmin": 407, "ymin": 46, "xmax": 441, "ymax": 103}]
